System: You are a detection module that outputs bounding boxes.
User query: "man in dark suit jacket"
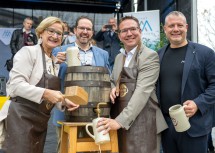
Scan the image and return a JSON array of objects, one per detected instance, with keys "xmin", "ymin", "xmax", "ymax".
[
  {"xmin": 157, "ymin": 11, "xmax": 215, "ymax": 153},
  {"xmin": 10, "ymin": 17, "xmax": 37, "ymax": 56},
  {"xmin": 7, "ymin": 17, "xmax": 37, "ymax": 71},
  {"xmin": 94, "ymin": 18, "xmax": 121, "ymax": 71}
]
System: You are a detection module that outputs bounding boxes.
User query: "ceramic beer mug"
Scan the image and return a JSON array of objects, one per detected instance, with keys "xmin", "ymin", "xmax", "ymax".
[
  {"xmin": 66, "ymin": 46, "xmax": 81, "ymax": 66},
  {"xmin": 169, "ymin": 104, "xmax": 191, "ymax": 132},
  {"xmin": 85, "ymin": 117, "xmax": 110, "ymax": 145}
]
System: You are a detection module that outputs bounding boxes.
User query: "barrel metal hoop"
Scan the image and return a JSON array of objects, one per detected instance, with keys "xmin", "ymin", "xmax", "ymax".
[
  {"xmin": 66, "ymin": 66, "xmax": 109, "ymax": 74},
  {"xmin": 65, "ymin": 80, "xmax": 111, "ymax": 87}
]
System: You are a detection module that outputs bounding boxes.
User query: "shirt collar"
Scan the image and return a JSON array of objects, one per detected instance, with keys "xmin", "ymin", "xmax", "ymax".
[
  {"xmin": 120, "ymin": 46, "xmax": 137, "ymax": 56},
  {"xmin": 75, "ymin": 42, "xmax": 93, "ymax": 51},
  {"xmin": 23, "ymin": 28, "xmax": 31, "ymax": 34}
]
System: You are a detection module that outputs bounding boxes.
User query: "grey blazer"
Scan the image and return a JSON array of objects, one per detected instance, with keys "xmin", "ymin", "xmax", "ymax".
[{"xmin": 111, "ymin": 44, "xmax": 168, "ymax": 133}]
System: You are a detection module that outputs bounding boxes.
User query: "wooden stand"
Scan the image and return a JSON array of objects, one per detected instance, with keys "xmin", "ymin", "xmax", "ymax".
[{"xmin": 60, "ymin": 122, "xmax": 119, "ymax": 153}]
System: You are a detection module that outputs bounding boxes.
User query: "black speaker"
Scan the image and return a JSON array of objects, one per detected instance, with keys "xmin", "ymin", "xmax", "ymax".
[{"xmin": 0, "ymin": 76, "xmax": 6, "ymax": 96}]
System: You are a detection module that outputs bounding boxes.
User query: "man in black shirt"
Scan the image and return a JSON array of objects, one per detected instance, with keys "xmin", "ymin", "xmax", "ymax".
[
  {"xmin": 160, "ymin": 45, "xmax": 187, "ymax": 115},
  {"xmin": 157, "ymin": 11, "xmax": 215, "ymax": 153}
]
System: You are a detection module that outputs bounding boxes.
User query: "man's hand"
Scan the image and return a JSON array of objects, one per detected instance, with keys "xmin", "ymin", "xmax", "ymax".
[
  {"xmin": 110, "ymin": 87, "xmax": 119, "ymax": 104},
  {"xmin": 183, "ymin": 100, "xmax": 198, "ymax": 118},
  {"xmin": 26, "ymin": 41, "xmax": 34, "ymax": 46},
  {"xmin": 97, "ymin": 118, "xmax": 121, "ymax": 135},
  {"xmin": 101, "ymin": 25, "xmax": 108, "ymax": 32}
]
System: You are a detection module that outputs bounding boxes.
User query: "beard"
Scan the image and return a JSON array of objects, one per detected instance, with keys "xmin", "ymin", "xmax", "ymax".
[{"xmin": 77, "ymin": 36, "xmax": 90, "ymax": 45}]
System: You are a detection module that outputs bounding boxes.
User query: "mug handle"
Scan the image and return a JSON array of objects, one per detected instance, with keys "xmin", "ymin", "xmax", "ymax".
[
  {"xmin": 183, "ymin": 105, "xmax": 189, "ymax": 119},
  {"xmin": 85, "ymin": 123, "xmax": 95, "ymax": 140}
]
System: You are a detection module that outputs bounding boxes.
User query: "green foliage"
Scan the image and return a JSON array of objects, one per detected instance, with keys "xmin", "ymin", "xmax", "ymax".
[
  {"xmin": 154, "ymin": 23, "xmax": 168, "ymax": 51},
  {"xmin": 120, "ymin": 41, "xmax": 124, "ymax": 49},
  {"xmin": 142, "ymin": 38, "xmax": 157, "ymax": 50}
]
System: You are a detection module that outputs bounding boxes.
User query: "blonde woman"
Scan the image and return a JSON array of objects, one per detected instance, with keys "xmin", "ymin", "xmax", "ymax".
[{"xmin": 3, "ymin": 16, "xmax": 79, "ymax": 153}]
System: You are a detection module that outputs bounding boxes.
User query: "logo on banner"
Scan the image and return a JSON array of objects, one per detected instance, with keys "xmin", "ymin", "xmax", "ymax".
[
  {"xmin": 0, "ymin": 28, "xmax": 15, "ymax": 45},
  {"xmin": 2, "ymin": 30, "xmax": 12, "ymax": 38},
  {"xmin": 140, "ymin": 20, "xmax": 153, "ymax": 32}
]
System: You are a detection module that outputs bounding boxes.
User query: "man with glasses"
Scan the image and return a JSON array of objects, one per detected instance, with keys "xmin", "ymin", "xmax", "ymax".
[
  {"xmin": 52, "ymin": 16, "xmax": 110, "ymax": 153},
  {"xmin": 96, "ymin": 16, "xmax": 167, "ymax": 153},
  {"xmin": 94, "ymin": 18, "xmax": 121, "ymax": 71}
]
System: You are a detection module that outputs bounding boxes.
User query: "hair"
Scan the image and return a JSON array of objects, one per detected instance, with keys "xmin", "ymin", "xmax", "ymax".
[
  {"xmin": 165, "ymin": 11, "xmax": 187, "ymax": 24},
  {"xmin": 35, "ymin": 16, "xmax": 64, "ymax": 39},
  {"xmin": 63, "ymin": 21, "xmax": 70, "ymax": 32},
  {"xmin": 109, "ymin": 17, "xmax": 116, "ymax": 22},
  {"xmin": 63, "ymin": 21, "xmax": 69, "ymax": 26},
  {"xmin": 70, "ymin": 25, "xmax": 75, "ymax": 33},
  {"xmin": 23, "ymin": 17, "xmax": 33, "ymax": 23},
  {"xmin": 75, "ymin": 16, "xmax": 94, "ymax": 31},
  {"xmin": 118, "ymin": 16, "xmax": 140, "ymax": 29}
]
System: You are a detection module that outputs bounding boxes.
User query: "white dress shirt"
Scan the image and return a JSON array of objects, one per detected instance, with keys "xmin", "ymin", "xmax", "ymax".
[{"xmin": 120, "ymin": 46, "xmax": 137, "ymax": 67}]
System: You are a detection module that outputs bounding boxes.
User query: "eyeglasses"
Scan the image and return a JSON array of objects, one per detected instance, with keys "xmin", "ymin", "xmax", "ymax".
[
  {"xmin": 45, "ymin": 28, "xmax": 63, "ymax": 37},
  {"xmin": 118, "ymin": 27, "xmax": 140, "ymax": 34},
  {"xmin": 77, "ymin": 26, "xmax": 93, "ymax": 32}
]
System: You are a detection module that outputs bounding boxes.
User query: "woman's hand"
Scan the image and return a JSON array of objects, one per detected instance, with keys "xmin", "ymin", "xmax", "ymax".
[
  {"xmin": 97, "ymin": 118, "xmax": 121, "ymax": 135},
  {"xmin": 63, "ymin": 98, "xmax": 79, "ymax": 111},
  {"xmin": 42, "ymin": 89, "xmax": 64, "ymax": 104},
  {"xmin": 56, "ymin": 52, "xmax": 66, "ymax": 64}
]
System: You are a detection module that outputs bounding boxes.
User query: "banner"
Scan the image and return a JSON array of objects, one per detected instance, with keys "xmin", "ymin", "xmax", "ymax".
[
  {"xmin": 124, "ymin": 10, "xmax": 160, "ymax": 51},
  {"xmin": 197, "ymin": 0, "xmax": 215, "ymax": 51},
  {"xmin": 0, "ymin": 28, "xmax": 16, "ymax": 45}
]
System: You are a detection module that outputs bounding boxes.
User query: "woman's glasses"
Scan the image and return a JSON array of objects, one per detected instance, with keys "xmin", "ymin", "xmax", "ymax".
[{"xmin": 45, "ymin": 28, "xmax": 63, "ymax": 37}]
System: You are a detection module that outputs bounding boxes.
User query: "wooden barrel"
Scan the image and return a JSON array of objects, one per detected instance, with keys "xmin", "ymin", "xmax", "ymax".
[{"xmin": 64, "ymin": 66, "xmax": 111, "ymax": 122}]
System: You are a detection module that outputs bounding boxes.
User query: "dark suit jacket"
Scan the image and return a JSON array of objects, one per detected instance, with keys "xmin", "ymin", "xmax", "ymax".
[
  {"xmin": 10, "ymin": 28, "xmax": 37, "ymax": 55},
  {"xmin": 94, "ymin": 30, "xmax": 121, "ymax": 69},
  {"xmin": 157, "ymin": 41, "xmax": 215, "ymax": 137}
]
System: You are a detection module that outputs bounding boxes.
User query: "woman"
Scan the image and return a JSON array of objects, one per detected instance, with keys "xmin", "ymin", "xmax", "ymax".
[{"xmin": 3, "ymin": 16, "xmax": 79, "ymax": 153}]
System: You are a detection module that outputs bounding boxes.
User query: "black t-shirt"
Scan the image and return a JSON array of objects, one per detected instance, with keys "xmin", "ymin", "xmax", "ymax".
[{"xmin": 160, "ymin": 44, "xmax": 188, "ymax": 114}]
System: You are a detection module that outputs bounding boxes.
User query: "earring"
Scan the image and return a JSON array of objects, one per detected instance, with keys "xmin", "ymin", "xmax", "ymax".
[{"xmin": 38, "ymin": 37, "xmax": 42, "ymax": 45}]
